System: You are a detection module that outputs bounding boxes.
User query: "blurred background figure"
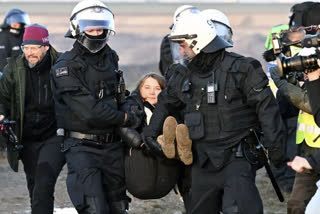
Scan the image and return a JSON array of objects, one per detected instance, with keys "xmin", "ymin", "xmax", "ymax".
[{"xmin": 0, "ymin": 8, "xmax": 30, "ymax": 71}]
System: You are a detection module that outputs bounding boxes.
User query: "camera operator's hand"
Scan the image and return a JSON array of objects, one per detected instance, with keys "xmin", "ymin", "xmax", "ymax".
[
  {"xmin": 270, "ymin": 66, "xmax": 287, "ymax": 89},
  {"xmin": 307, "ymin": 68, "xmax": 320, "ymax": 81}
]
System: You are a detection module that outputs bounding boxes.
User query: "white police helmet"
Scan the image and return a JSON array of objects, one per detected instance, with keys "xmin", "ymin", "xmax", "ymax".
[
  {"xmin": 66, "ymin": 0, "xmax": 115, "ymax": 38},
  {"xmin": 65, "ymin": 0, "xmax": 115, "ymax": 53},
  {"xmin": 201, "ymin": 9, "xmax": 233, "ymax": 45},
  {"xmin": 169, "ymin": 13, "xmax": 232, "ymax": 56},
  {"xmin": 173, "ymin": 5, "xmax": 200, "ymax": 24}
]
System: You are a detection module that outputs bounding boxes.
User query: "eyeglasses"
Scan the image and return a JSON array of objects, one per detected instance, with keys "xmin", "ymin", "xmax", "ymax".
[{"xmin": 21, "ymin": 45, "xmax": 43, "ymax": 53}]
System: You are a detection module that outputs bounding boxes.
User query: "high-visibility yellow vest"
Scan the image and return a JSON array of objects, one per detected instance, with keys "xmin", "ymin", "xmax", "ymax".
[{"xmin": 296, "ymin": 110, "xmax": 320, "ymax": 148}]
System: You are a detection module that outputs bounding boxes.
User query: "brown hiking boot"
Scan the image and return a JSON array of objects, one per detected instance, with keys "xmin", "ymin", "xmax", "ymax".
[
  {"xmin": 176, "ymin": 124, "xmax": 193, "ymax": 165},
  {"xmin": 160, "ymin": 116, "xmax": 177, "ymax": 159}
]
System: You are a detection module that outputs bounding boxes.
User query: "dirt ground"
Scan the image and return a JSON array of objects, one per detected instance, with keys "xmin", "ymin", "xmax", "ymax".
[{"xmin": 0, "ymin": 2, "xmax": 295, "ymax": 214}]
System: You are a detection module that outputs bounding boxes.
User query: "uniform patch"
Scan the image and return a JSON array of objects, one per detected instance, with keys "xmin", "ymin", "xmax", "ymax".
[{"xmin": 55, "ymin": 67, "xmax": 69, "ymax": 77}]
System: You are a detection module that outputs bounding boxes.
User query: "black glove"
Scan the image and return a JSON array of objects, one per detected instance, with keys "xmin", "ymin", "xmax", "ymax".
[
  {"xmin": 118, "ymin": 127, "xmax": 142, "ymax": 148},
  {"xmin": 268, "ymin": 148, "xmax": 288, "ymax": 168},
  {"xmin": 123, "ymin": 106, "xmax": 143, "ymax": 129},
  {"xmin": 141, "ymin": 134, "xmax": 164, "ymax": 157}
]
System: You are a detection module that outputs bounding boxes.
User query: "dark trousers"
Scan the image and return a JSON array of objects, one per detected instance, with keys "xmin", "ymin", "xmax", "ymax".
[
  {"xmin": 177, "ymin": 165, "xmax": 192, "ymax": 214},
  {"xmin": 64, "ymin": 137, "xmax": 127, "ymax": 214},
  {"xmin": 191, "ymin": 158, "xmax": 263, "ymax": 214},
  {"xmin": 287, "ymin": 142, "xmax": 320, "ymax": 214},
  {"xmin": 20, "ymin": 135, "xmax": 66, "ymax": 214}
]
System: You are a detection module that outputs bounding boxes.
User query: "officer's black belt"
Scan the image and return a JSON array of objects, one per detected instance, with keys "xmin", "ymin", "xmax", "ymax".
[{"xmin": 68, "ymin": 131, "xmax": 116, "ymax": 143}]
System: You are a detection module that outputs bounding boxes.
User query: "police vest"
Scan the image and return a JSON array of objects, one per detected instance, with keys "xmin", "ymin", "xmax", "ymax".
[
  {"xmin": 54, "ymin": 49, "xmax": 120, "ymax": 134},
  {"xmin": 296, "ymin": 110, "xmax": 320, "ymax": 148},
  {"xmin": 179, "ymin": 52, "xmax": 258, "ymax": 148}
]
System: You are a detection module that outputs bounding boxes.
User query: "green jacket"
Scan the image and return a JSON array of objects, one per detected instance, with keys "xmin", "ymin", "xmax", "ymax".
[{"xmin": 0, "ymin": 46, "xmax": 60, "ymax": 142}]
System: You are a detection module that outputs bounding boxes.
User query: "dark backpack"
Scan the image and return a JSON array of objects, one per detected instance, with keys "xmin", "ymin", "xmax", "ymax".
[{"xmin": 289, "ymin": 1, "xmax": 320, "ymax": 28}]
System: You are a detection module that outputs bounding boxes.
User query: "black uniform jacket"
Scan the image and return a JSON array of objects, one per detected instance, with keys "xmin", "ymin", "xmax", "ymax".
[
  {"xmin": 51, "ymin": 42, "xmax": 125, "ymax": 134},
  {"xmin": 305, "ymin": 78, "xmax": 320, "ymax": 173},
  {"xmin": 0, "ymin": 28, "xmax": 23, "ymax": 71},
  {"xmin": 144, "ymin": 50, "xmax": 286, "ymax": 165},
  {"xmin": 306, "ymin": 78, "xmax": 320, "ymax": 127}
]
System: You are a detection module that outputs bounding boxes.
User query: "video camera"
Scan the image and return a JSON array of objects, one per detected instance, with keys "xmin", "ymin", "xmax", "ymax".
[
  {"xmin": 0, "ymin": 119, "xmax": 23, "ymax": 151},
  {"xmin": 271, "ymin": 26, "xmax": 320, "ymax": 77}
]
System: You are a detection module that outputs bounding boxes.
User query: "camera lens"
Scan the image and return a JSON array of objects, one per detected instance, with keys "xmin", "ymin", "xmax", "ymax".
[{"xmin": 282, "ymin": 55, "xmax": 318, "ymax": 73}]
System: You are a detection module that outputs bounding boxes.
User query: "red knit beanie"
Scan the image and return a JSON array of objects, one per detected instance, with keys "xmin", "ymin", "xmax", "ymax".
[{"xmin": 22, "ymin": 24, "xmax": 49, "ymax": 46}]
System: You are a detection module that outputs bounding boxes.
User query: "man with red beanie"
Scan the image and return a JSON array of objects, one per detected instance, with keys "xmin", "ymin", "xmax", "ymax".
[{"xmin": 0, "ymin": 24, "xmax": 65, "ymax": 214}]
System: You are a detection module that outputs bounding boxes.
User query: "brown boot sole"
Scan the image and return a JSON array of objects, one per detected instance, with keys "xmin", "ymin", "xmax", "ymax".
[
  {"xmin": 176, "ymin": 124, "xmax": 193, "ymax": 165},
  {"xmin": 162, "ymin": 116, "xmax": 177, "ymax": 159}
]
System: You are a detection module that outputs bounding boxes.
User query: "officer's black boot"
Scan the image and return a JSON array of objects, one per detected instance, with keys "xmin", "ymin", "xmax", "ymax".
[
  {"xmin": 77, "ymin": 196, "xmax": 109, "ymax": 214},
  {"xmin": 182, "ymin": 191, "xmax": 192, "ymax": 214},
  {"xmin": 110, "ymin": 200, "xmax": 129, "ymax": 214}
]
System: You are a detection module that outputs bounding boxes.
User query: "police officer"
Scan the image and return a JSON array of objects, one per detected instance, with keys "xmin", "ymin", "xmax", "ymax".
[
  {"xmin": 51, "ymin": 0, "xmax": 137, "ymax": 213},
  {"xmin": 159, "ymin": 5, "xmax": 200, "ymax": 77},
  {"xmin": 144, "ymin": 13, "xmax": 286, "ymax": 214},
  {"xmin": 0, "ymin": 8, "xmax": 30, "ymax": 71}
]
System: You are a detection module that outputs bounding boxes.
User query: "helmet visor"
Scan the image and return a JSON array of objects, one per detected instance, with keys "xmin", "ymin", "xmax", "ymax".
[
  {"xmin": 7, "ymin": 13, "xmax": 30, "ymax": 25},
  {"xmin": 170, "ymin": 41, "xmax": 185, "ymax": 64},
  {"xmin": 78, "ymin": 19, "xmax": 115, "ymax": 35},
  {"xmin": 213, "ymin": 22, "xmax": 233, "ymax": 46},
  {"xmin": 76, "ymin": 7, "xmax": 115, "ymax": 34}
]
